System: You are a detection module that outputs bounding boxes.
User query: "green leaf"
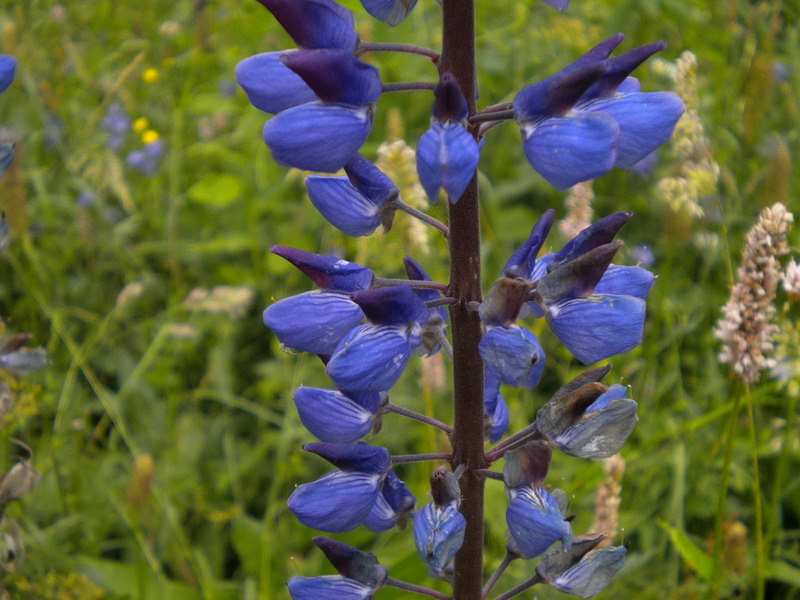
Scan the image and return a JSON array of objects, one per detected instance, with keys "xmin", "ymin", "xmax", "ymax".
[
  {"xmin": 659, "ymin": 521, "xmax": 713, "ymax": 581},
  {"xmin": 766, "ymin": 560, "xmax": 800, "ymax": 588},
  {"xmin": 77, "ymin": 556, "xmax": 203, "ymax": 600},
  {"xmin": 187, "ymin": 173, "xmax": 245, "ymax": 208}
]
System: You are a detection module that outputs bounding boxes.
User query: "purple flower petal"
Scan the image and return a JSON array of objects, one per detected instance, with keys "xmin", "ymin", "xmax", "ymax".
[
  {"xmin": 413, "ymin": 501, "xmax": 466, "ymax": 572},
  {"xmin": 262, "ymin": 102, "xmax": 372, "ymax": 173},
  {"xmin": 327, "ymin": 324, "xmax": 413, "ymax": 392},
  {"xmin": 552, "ymin": 546, "xmax": 627, "ymax": 598},
  {"xmin": 305, "ymin": 176, "xmax": 383, "ymax": 237},
  {"xmin": 235, "ymin": 52, "xmax": 317, "ymax": 114},
  {"xmin": 271, "ymin": 246, "xmax": 373, "ymax": 291},
  {"xmin": 293, "ymin": 387, "xmax": 376, "ymax": 442},
  {"xmin": 255, "ymin": 0, "xmax": 357, "ymax": 51},
  {"xmin": 364, "ymin": 470, "xmax": 415, "ymax": 532},
  {"xmin": 263, "ymin": 290, "xmax": 364, "ymax": 354},
  {"xmin": 582, "ymin": 92, "xmax": 685, "ymax": 168},
  {"xmin": 352, "ymin": 286, "xmax": 431, "ymax": 326},
  {"xmin": 594, "ymin": 265, "xmax": 655, "ymax": 299},
  {"xmin": 521, "ymin": 111, "xmax": 619, "ymax": 191},
  {"xmin": 287, "ymin": 469, "xmax": 382, "ymax": 532},
  {"xmin": 288, "ymin": 575, "xmax": 373, "ymax": 600},
  {"xmin": 547, "ymin": 294, "xmax": 646, "ymax": 364},
  {"xmin": 0, "ymin": 55, "xmax": 15, "ymax": 93},
  {"xmin": 503, "ymin": 209, "xmax": 555, "ymax": 279},
  {"xmin": 303, "ymin": 442, "xmax": 390, "ymax": 473},
  {"xmin": 506, "ymin": 486, "xmax": 572, "ymax": 559},
  {"xmin": 282, "ymin": 50, "xmax": 382, "ymax": 106},
  {"xmin": 513, "ymin": 62, "xmax": 609, "ymax": 121},
  {"xmin": 416, "ymin": 122, "xmax": 480, "ymax": 203}
]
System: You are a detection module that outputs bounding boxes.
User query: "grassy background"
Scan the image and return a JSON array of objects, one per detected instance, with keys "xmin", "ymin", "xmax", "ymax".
[{"xmin": 0, "ymin": 0, "xmax": 798, "ymax": 598}]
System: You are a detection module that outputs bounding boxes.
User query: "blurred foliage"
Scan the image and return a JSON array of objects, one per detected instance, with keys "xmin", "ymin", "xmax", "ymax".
[{"xmin": 0, "ymin": 0, "xmax": 797, "ymax": 599}]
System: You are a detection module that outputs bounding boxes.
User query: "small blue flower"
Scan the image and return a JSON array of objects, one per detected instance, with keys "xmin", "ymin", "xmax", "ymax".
[
  {"xmin": 263, "ymin": 290, "xmax": 365, "ymax": 354},
  {"xmin": 0, "ymin": 55, "xmax": 15, "ymax": 93},
  {"xmin": 101, "ymin": 103, "xmax": 130, "ymax": 150},
  {"xmin": 540, "ymin": 383, "xmax": 639, "ymax": 460},
  {"xmin": 416, "ymin": 74, "xmax": 480, "ymax": 203},
  {"xmin": 506, "ymin": 486, "xmax": 572, "ymax": 559},
  {"xmin": 540, "ymin": 0, "xmax": 568, "ymax": 9},
  {"xmin": 262, "ymin": 50, "xmax": 381, "ymax": 172},
  {"xmin": 126, "ymin": 139, "xmax": 164, "ymax": 175},
  {"xmin": 479, "ymin": 325, "xmax": 545, "ymax": 389},
  {"xmin": 293, "ymin": 386, "xmax": 379, "ymax": 442},
  {"xmin": 359, "ymin": 0, "xmax": 418, "ymax": 26},
  {"xmin": 513, "ymin": 35, "xmax": 683, "ymax": 190},
  {"xmin": 287, "ymin": 443, "xmax": 390, "ymax": 532},
  {"xmin": 549, "ymin": 546, "xmax": 627, "ymax": 598},
  {"xmin": 413, "ymin": 500, "xmax": 466, "ymax": 577},
  {"xmin": 305, "ymin": 154, "xmax": 398, "ymax": 237}
]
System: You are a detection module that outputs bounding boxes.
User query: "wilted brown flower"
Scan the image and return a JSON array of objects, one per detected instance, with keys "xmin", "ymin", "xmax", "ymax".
[{"xmin": 715, "ymin": 203, "xmax": 794, "ymax": 384}]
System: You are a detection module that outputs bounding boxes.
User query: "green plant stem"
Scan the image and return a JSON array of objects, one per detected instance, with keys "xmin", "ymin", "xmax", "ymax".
[
  {"xmin": 385, "ymin": 577, "xmax": 451, "ymax": 599},
  {"xmin": 491, "ymin": 574, "xmax": 542, "ymax": 600},
  {"xmin": 709, "ymin": 382, "xmax": 743, "ymax": 597},
  {"xmin": 384, "ymin": 403, "xmax": 453, "ymax": 434},
  {"xmin": 373, "ymin": 277, "xmax": 448, "ymax": 291},
  {"xmin": 357, "ymin": 41, "xmax": 440, "ymax": 61},
  {"xmin": 482, "ymin": 553, "xmax": 514, "ymax": 599},
  {"xmin": 744, "ymin": 384, "xmax": 765, "ymax": 600},
  {"xmin": 391, "ymin": 452, "xmax": 452, "ymax": 464},
  {"xmin": 381, "ymin": 81, "xmax": 437, "ymax": 93}
]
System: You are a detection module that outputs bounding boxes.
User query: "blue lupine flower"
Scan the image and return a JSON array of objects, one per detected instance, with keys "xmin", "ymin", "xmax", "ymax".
[
  {"xmin": 263, "ymin": 291, "xmax": 365, "ymax": 354},
  {"xmin": 479, "ymin": 325, "xmax": 545, "ymax": 389},
  {"xmin": 403, "ymin": 256, "xmax": 449, "ymax": 356},
  {"xmin": 413, "ymin": 501, "xmax": 466, "ymax": 577},
  {"xmin": 101, "ymin": 103, "xmax": 131, "ymax": 151},
  {"xmin": 287, "ymin": 443, "xmax": 389, "ymax": 532},
  {"xmin": 288, "ymin": 576, "xmax": 375, "ymax": 600},
  {"xmin": 549, "ymin": 546, "xmax": 627, "ymax": 598},
  {"xmin": 484, "ymin": 370, "xmax": 509, "ymax": 442},
  {"xmin": 506, "ymin": 211, "xmax": 653, "ymax": 364},
  {"xmin": 416, "ymin": 73, "xmax": 480, "ymax": 204},
  {"xmin": 271, "ymin": 245, "xmax": 374, "ymax": 291},
  {"xmin": 537, "ymin": 383, "xmax": 639, "ymax": 459},
  {"xmin": 413, "ymin": 467, "xmax": 466, "ymax": 578},
  {"xmin": 506, "ymin": 486, "xmax": 572, "ymax": 559},
  {"xmin": 126, "ymin": 139, "xmax": 165, "ymax": 175},
  {"xmin": 364, "ymin": 470, "xmax": 416, "ymax": 532},
  {"xmin": 326, "ymin": 286, "xmax": 428, "ymax": 392},
  {"xmin": 305, "ymin": 154, "xmax": 399, "ymax": 237},
  {"xmin": 541, "ymin": 0, "xmax": 568, "ymax": 9},
  {"xmin": 293, "ymin": 386, "xmax": 380, "ymax": 442},
  {"xmin": 513, "ymin": 35, "xmax": 683, "ymax": 190},
  {"xmin": 359, "ymin": 0, "xmax": 418, "ymax": 26},
  {"xmin": 0, "ymin": 55, "xmax": 15, "ymax": 94},
  {"xmin": 237, "ymin": 0, "xmax": 357, "ymax": 114},
  {"xmin": 262, "ymin": 50, "xmax": 381, "ymax": 172}
]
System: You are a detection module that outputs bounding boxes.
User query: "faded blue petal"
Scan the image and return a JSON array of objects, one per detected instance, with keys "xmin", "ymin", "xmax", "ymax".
[
  {"xmin": 327, "ymin": 324, "xmax": 413, "ymax": 392},
  {"xmin": 617, "ymin": 76, "xmax": 640, "ymax": 94},
  {"xmin": 503, "ymin": 210, "xmax": 555, "ymax": 279},
  {"xmin": 287, "ymin": 469, "xmax": 382, "ymax": 532},
  {"xmin": 0, "ymin": 143, "xmax": 14, "ymax": 178},
  {"xmin": 263, "ymin": 102, "xmax": 372, "ymax": 173},
  {"xmin": 306, "ymin": 176, "xmax": 383, "ymax": 236},
  {"xmin": 521, "ymin": 112, "xmax": 619, "ymax": 191},
  {"xmin": 587, "ymin": 383, "xmax": 628, "ymax": 412},
  {"xmin": 359, "ymin": 0, "xmax": 418, "ymax": 26},
  {"xmin": 282, "ymin": 50, "xmax": 382, "ymax": 105},
  {"xmin": 293, "ymin": 387, "xmax": 375, "ymax": 442},
  {"xmin": 255, "ymin": 0, "xmax": 357, "ymax": 51},
  {"xmin": 271, "ymin": 246, "xmax": 373, "ymax": 291},
  {"xmin": 479, "ymin": 325, "xmax": 545, "ymax": 389},
  {"xmin": 288, "ymin": 576, "xmax": 373, "ymax": 600},
  {"xmin": 487, "ymin": 393, "xmax": 509, "ymax": 443},
  {"xmin": 263, "ymin": 290, "xmax": 364, "ymax": 354},
  {"xmin": 303, "ymin": 442, "xmax": 390, "ymax": 473},
  {"xmin": 235, "ymin": 52, "xmax": 317, "ymax": 114},
  {"xmin": 0, "ymin": 347, "xmax": 47, "ymax": 375},
  {"xmin": 365, "ymin": 471, "xmax": 415, "ymax": 532},
  {"xmin": 554, "ymin": 396, "xmax": 638, "ymax": 459},
  {"xmin": 594, "ymin": 265, "xmax": 654, "ymax": 299},
  {"xmin": 547, "ymin": 294, "xmax": 645, "ymax": 364},
  {"xmin": 0, "ymin": 55, "xmax": 15, "ymax": 93},
  {"xmin": 413, "ymin": 501, "xmax": 466, "ymax": 572},
  {"xmin": 552, "ymin": 546, "xmax": 627, "ymax": 598},
  {"xmin": 416, "ymin": 122, "xmax": 480, "ymax": 203},
  {"xmin": 506, "ymin": 487, "xmax": 572, "ymax": 559},
  {"xmin": 582, "ymin": 92, "xmax": 685, "ymax": 168}
]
